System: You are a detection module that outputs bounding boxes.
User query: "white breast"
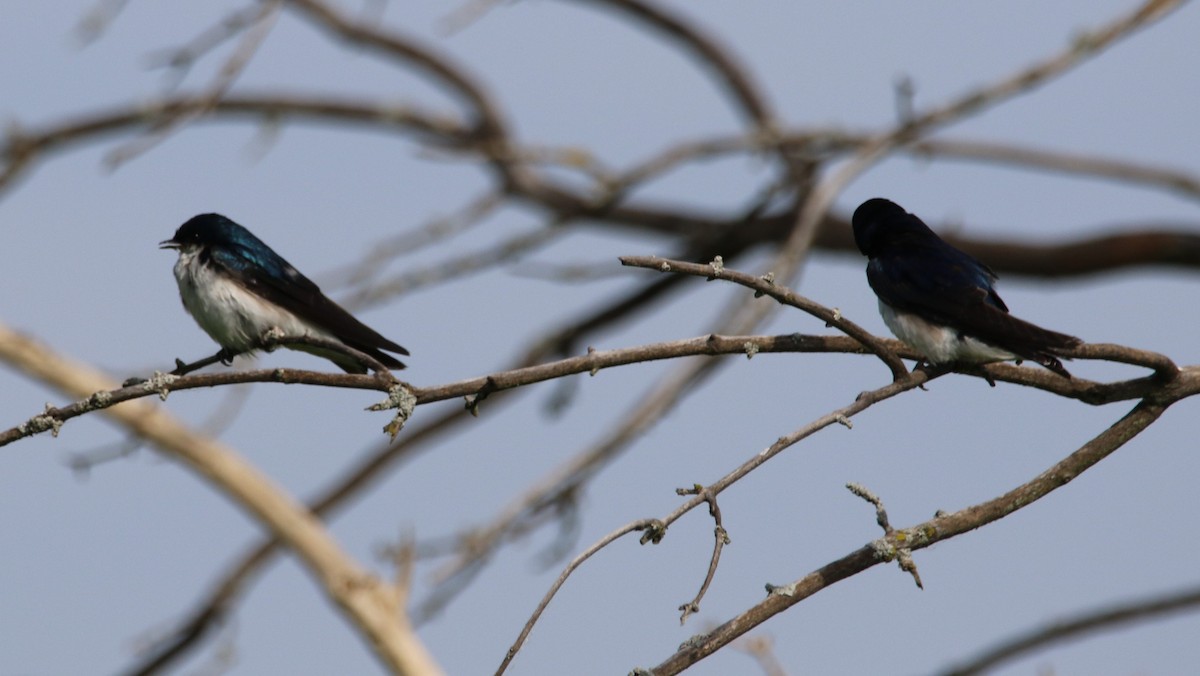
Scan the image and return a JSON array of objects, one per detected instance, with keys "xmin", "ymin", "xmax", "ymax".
[
  {"xmin": 173, "ymin": 249, "xmax": 335, "ymax": 352},
  {"xmin": 878, "ymin": 300, "xmax": 1013, "ymax": 364}
]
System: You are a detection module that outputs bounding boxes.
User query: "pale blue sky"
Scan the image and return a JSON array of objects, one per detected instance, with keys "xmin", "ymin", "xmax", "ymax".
[{"xmin": 2, "ymin": 2, "xmax": 1199, "ymax": 674}]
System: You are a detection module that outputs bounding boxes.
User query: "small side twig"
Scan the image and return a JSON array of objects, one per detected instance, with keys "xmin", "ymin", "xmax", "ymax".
[
  {"xmin": 494, "ymin": 519, "xmax": 660, "ymax": 676},
  {"xmin": 846, "ymin": 483, "xmax": 922, "ymax": 589},
  {"xmin": 676, "ymin": 484, "xmax": 730, "ymax": 624},
  {"xmin": 621, "ymin": 254, "xmax": 908, "ymax": 380}
]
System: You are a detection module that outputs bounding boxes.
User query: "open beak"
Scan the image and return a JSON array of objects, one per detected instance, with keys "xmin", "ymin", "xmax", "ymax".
[{"xmin": 159, "ymin": 239, "xmax": 180, "ymax": 249}]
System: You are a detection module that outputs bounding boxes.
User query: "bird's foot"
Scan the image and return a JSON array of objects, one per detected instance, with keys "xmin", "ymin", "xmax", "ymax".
[{"xmin": 912, "ymin": 360, "xmax": 935, "ymax": 390}]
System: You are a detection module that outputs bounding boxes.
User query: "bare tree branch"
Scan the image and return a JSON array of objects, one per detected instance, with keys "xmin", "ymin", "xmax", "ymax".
[{"xmin": 646, "ymin": 385, "xmax": 1199, "ymax": 673}]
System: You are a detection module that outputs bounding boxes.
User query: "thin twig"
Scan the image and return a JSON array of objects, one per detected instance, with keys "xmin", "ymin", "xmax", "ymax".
[
  {"xmin": 105, "ymin": 1, "xmax": 283, "ymax": 168},
  {"xmin": 676, "ymin": 485, "xmax": 730, "ymax": 624},
  {"xmin": 494, "ymin": 519, "xmax": 660, "ymax": 675}
]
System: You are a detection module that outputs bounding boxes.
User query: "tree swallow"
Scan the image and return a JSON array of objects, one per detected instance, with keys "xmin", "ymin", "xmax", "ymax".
[
  {"xmin": 161, "ymin": 213, "xmax": 408, "ymax": 373},
  {"xmin": 851, "ymin": 198, "xmax": 1081, "ymax": 378}
]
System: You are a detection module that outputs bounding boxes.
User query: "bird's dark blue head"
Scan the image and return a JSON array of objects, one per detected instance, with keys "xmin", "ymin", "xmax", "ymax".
[
  {"xmin": 160, "ymin": 213, "xmax": 262, "ymax": 252},
  {"xmin": 851, "ymin": 198, "xmax": 938, "ymax": 258}
]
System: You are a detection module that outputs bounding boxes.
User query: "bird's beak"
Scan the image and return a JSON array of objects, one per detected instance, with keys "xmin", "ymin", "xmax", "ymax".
[{"xmin": 159, "ymin": 239, "xmax": 180, "ymax": 250}]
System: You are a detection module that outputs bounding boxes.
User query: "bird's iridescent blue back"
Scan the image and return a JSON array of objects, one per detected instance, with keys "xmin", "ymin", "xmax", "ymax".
[{"xmin": 171, "ymin": 213, "xmax": 312, "ymax": 291}]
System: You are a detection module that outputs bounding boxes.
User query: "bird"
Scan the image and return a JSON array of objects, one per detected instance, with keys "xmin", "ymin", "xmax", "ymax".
[
  {"xmin": 161, "ymin": 213, "xmax": 408, "ymax": 373},
  {"xmin": 851, "ymin": 198, "xmax": 1081, "ymax": 378}
]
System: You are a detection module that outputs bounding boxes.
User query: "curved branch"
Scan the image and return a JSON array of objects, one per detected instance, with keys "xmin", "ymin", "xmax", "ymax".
[
  {"xmin": 569, "ymin": 0, "xmax": 773, "ymax": 127},
  {"xmin": 285, "ymin": 0, "xmax": 508, "ymax": 141},
  {"xmin": 118, "ymin": 399, "xmax": 486, "ymax": 676},
  {"xmin": 0, "ymin": 95, "xmax": 470, "ymax": 196},
  {"xmin": 494, "ymin": 519, "xmax": 659, "ymax": 675},
  {"xmin": 938, "ymin": 583, "xmax": 1200, "ymax": 676},
  {"xmin": 5, "ymin": 96, "xmax": 1199, "ymax": 280}
]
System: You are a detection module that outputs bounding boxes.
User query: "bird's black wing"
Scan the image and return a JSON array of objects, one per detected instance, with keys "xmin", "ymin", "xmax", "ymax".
[
  {"xmin": 208, "ymin": 244, "xmax": 408, "ymax": 370},
  {"xmin": 868, "ymin": 241, "xmax": 1080, "ymax": 372}
]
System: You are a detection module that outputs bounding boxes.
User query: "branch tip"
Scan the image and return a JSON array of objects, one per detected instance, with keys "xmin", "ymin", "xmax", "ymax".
[{"xmin": 637, "ymin": 519, "xmax": 667, "ymax": 545}]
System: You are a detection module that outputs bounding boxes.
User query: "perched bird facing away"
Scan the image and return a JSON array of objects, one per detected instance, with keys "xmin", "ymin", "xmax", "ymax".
[
  {"xmin": 161, "ymin": 213, "xmax": 408, "ymax": 373},
  {"xmin": 851, "ymin": 198, "xmax": 1081, "ymax": 378}
]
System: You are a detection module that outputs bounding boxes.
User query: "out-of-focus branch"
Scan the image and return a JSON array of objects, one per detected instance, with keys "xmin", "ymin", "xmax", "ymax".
[
  {"xmin": 326, "ymin": 190, "xmax": 505, "ymax": 290},
  {"xmin": 105, "ymin": 1, "xmax": 283, "ymax": 168},
  {"xmin": 0, "ymin": 323, "xmax": 443, "ymax": 676},
  {"xmin": 772, "ymin": 0, "xmax": 1187, "ymax": 288},
  {"xmin": 938, "ymin": 583, "xmax": 1200, "ymax": 676},
  {"xmin": 0, "ymin": 95, "xmax": 471, "ymax": 196},
  {"xmin": 5, "ymin": 97, "xmax": 1199, "ymax": 279},
  {"xmin": 900, "ymin": 137, "xmax": 1200, "ymax": 201},
  {"xmin": 340, "ymin": 226, "xmax": 565, "ymax": 307},
  {"xmin": 117, "ymin": 400, "xmax": 490, "ymax": 676},
  {"xmin": 286, "ymin": 0, "xmax": 507, "ymax": 141},
  {"xmin": 570, "ymin": 0, "xmax": 774, "ymax": 127}
]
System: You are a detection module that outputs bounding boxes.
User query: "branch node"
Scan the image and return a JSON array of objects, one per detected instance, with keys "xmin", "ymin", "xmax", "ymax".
[
  {"xmin": 742, "ymin": 341, "xmax": 759, "ymax": 359},
  {"xmin": 465, "ymin": 377, "xmax": 498, "ymax": 416},
  {"xmin": 636, "ymin": 519, "xmax": 667, "ymax": 545},
  {"xmin": 678, "ymin": 602, "xmax": 701, "ymax": 624},
  {"xmin": 706, "ymin": 255, "xmax": 724, "ymax": 280},
  {"xmin": 764, "ymin": 582, "xmax": 797, "ymax": 597},
  {"xmin": 141, "ymin": 371, "xmax": 178, "ymax": 401},
  {"xmin": 869, "ymin": 537, "xmax": 897, "ymax": 562},
  {"xmin": 366, "ymin": 384, "xmax": 417, "ymax": 438},
  {"xmin": 753, "ymin": 272, "xmax": 776, "ymax": 298},
  {"xmin": 835, "ymin": 414, "xmax": 853, "ymax": 429},
  {"xmin": 86, "ymin": 390, "xmax": 113, "ymax": 409},
  {"xmin": 20, "ymin": 405, "xmax": 62, "ymax": 438},
  {"xmin": 259, "ymin": 326, "xmax": 286, "ymax": 351}
]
